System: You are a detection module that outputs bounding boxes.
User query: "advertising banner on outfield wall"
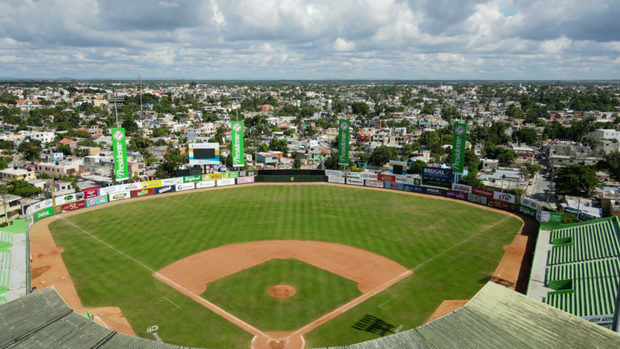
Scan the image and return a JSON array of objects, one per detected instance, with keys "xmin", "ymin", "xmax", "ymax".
[
  {"xmin": 227, "ymin": 171, "xmax": 240, "ymax": 179},
  {"xmin": 488, "ymin": 199, "xmax": 511, "ymax": 210},
  {"xmin": 183, "ymin": 175, "xmax": 202, "ymax": 183},
  {"xmin": 99, "ymin": 185, "xmax": 122, "ymax": 196},
  {"xmin": 26, "ymin": 199, "xmax": 53, "ymax": 215},
  {"xmin": 325, "ymin": 170, "xmax": 343, "ymax": 177},
  {"xmin": 360, "ymin": 172, "xmax": 378, "ymax": 180},
  {"xmin": 472, "ymin": 187, "xmax": 494, "ymax": 198},
  {"xmin": 518, "ymin": 205, "xmax": 537, "ymax": 217},
  {"xmin": 144, "ymin": 180, "xmax": 162, "ymax": 189},
  {"xmin": 346, "ymin": 178, "xmax": 364, "ymax": 186},
  {"xmin": 468, "ymin": 193, "xmax": 488, "ymax": 205},
  {"xmin": 122, "ymin": 182, "xmax": 144, "ymax": 192},
  {"xmin": 384, "ymin": 182, "xmax": 404, "ymax": 190},
  {"xmin": 395, "ymin": 175, "xmax": 415, "ymax": 185},
  {"xmin": 403, "ymin": 184, "xmax": 425, "ymax": 193},
  {"xmin": 81, "ymin": 186, "xmax": 101, "ymax": 199},
  {"xmin": 328, "ymin": 176, "xmax": 345, "ymax": 184},
  {"xmin": 204, "ymin": 173, "xmax": 222, "ymax": 181},
  {"xmin": 162, "ymin": 177, "xmax": 183, "ymax": 186},
  {"xmin": 452, "ymin": 183, "xmax": 472, "ymax": 193},
  {"xmin": 424, "ymin": 187, "xmax": 446, "ymax": 196},
  {"xmin": 345, "ymin": 171, "xmax": 362, "ymax": 179},
  {"xmin": 216, "ymin": 178, "xmax": 235, "ymax": 187},
  {"xmin": 176, "ymin": 183, "xmax": 196, "ymax": 191},
  {"xmin": 231, "ymin": 120, "xmax": 245, "ymax": 167},
  {"xmin": 86, "ymin": 195, "xmax": 108, "ymax": 207},
  {"xmin": 62, "ymin": 200, "xmax": 86, "ymax": 212},
  {"xmin": 365, "ymin": 180, "xmax": 383, "ymax": 188},
  {"xmin": 196, "ymin": 180, "xmax": 216, "ymax": 188},
  {"xmin": 109, "ymin": 191, "xmax": 131, "ymax": 202},
  {"xmin": 55, "ymin": 192, "xmax": 85, "ymax": 206},
  {"xmin": 154, "ymin": 185, "xmax": 176, "ymax": 194},
  {"xmin": 520, "ymin": 197, "xmax": 542, "ymax": 211},
  {"xmin": 378, "ymin": 174, "xmax": 396, "ymax": 182},
  {"xmin": 33, "ymin": 206, "xmax": 54, "ymax": 222},
  {"xmin": 131, "ymin": 188, "xmax": 154, "ymax": 198},
  {"xmin": 447, "ymin": 190, "xmax": 467, "ymax": 200},
  {"xmin": 236, "ymin": 176, "xmax": 254, "ymax": 184},
  {"xmin": 493, "ymin": 191, "xmax": 516, "ymax": 204}
]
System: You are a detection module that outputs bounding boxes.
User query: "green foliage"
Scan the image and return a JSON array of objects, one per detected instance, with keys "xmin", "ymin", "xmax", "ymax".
[
  {"xmin": 512, "ymin": 128, "xmax": 538, "ymax": 146},
  {"xmin": 4, "ymin": 179, "xmax": 42, "ymax": 197},
  {"xmin": 156, "ymin": 148, "xmax": 185, "ymax": 178},
  {"xmin": 505, "ymin": 104, "xmax": 523, "ymax": 119},
  {"xmin": 323, "ymin": 151, "xmax": 339, "ymax": 169},
  {"xmin": 419, "ymin": 131, "xmax": 442, "ymax": 155},
  {"xmin": 17, "ymin": 139, "xmax": 42, "ymax": 161},
  {"xmin": 369, "ymin": 146, "xmax": 396, "ymax": 166},
  {"xmin": 57, "ymin": 144, "xmax": 72, "ymax": 155},
  {"xmin": 121, "ymin": 117, "xmax": 139, "ymax": 135},
  {"xmin": 597, "ymin": 152, "xmax": 620, "ymax": 181},
  {"xmin": 350, "ymin": 102, "xmax": 369, "ymax": 116},
  {"xmin": 268, "ymin": 138, "xmax": 288, "ymax": 154},
  {"xmin": 293, "ymin": 158, "xmax": 302, "ymax": 169},
  {"xmin": 460, "ymin": 172, "xmax": 484, "ymax": 187},
  {"xmin": 555, "ymin": 164, "xmax": 600, "ymax": 196},
  {"xmin": 485, "ymin": 144, "xmax": 517, "ymax": 167},
  {"xmin": 409, "ymin": 160, "xmax": 426, "ymax": 175}
]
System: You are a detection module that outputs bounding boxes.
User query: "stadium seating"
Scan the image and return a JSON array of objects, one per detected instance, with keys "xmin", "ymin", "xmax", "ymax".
[{"xmin": 542, "ymin": 217, "xmax": 620, "ymax": 329}]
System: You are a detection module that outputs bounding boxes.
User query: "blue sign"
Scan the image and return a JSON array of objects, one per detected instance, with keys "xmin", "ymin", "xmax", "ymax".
[
  {"xmin": 154, "ymin": 186, "xmax": 176, "ymax": 195},
  {"xmin": 422, "ymin": 167, "xmax": 453, "ymax": 181},
  {"xmin": 403, "ymin": 184, "xmax": 425, "ymax": 193}
]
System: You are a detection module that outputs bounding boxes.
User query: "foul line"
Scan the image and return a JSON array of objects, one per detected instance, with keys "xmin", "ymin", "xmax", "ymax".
[
  {"xmin": 60, "ymin": 217, "xmax": 270, "ymax": 340},
  {"xmin": 411, "ymin": 216, "xmax": 512, "ymax": 272}
]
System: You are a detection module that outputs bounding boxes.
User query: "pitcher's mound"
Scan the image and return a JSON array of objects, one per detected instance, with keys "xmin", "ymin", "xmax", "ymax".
[{"xmin": 268, "ymin": 285, "xmax": 296, "ymax": 298}]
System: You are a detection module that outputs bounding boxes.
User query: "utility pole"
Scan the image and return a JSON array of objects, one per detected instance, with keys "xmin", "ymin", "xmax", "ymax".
[
  {"xmin": 114, "ymin": 91, "xmax": 120, "ymax": 128},
  {"xmin": 138, "ymin": 73, "xmax": 143, "ymax": 120}
]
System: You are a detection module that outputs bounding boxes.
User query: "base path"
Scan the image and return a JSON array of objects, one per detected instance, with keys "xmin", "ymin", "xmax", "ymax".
[
  {"xmin": 29, "ymin": 218, "xmax": 136, "ymax": 336},
  {"xmin": 155, "ymin": 240, "xmax": 412, "ymax": 349}
]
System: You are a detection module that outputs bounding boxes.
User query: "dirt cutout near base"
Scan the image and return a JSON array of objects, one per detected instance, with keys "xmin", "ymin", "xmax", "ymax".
[
  {"xmin": 268, "ymin": 285, "xmax": 297, "ymax": 298},
  {"xmin": 425, "ymin": 300, "xmax": 469, "ymax": 323},
  {"xmin": 155, "ymin": 240, "xmax": 413, "ymax": 349},
  {"xmin": 29, "ymin": 217, "xmax": 136, "ymax": 336}
]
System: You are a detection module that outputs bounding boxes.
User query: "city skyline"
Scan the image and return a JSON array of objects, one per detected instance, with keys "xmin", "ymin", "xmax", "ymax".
[{"xmin": 1, "ymin": 0, "xmax": 619, "ymax": 80}]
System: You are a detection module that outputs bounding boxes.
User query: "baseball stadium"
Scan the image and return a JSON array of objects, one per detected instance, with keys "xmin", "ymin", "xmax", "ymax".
[{"xmin": 1, "ymin": 170, "xmax": 619, "ymax": 348}]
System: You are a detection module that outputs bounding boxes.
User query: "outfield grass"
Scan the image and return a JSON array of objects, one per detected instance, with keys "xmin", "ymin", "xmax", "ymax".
[
  {"xmin": 201, "ymin": 259, "xmax": 361, "ymax": 331},
  {"xmin": 48, "ymin": 184, "xmax": 522, "ymax": 348}
]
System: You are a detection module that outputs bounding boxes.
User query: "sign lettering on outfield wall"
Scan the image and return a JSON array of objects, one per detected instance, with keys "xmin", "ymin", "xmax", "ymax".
[
  {"xmin": 452, "ymin": 183, "xmax": 472, "ymax": 193},
  {"xmin": 325, "ymin": 170, "xmax": 344, "ymax": 177},
  {"xmin": 328, "ymin": 176, "xmax": 345, "ymax": 184},
  {"xmin": 346, "ymin": 178, "xmax": 364, "ymax": 186},
  {"xmin": 365, "ymin": 180, "xmax": 383, "ymax": 188},
  {"xmin": 467, "ymin": 193, "xmax": 487, "ymax": 205},
  {"xmin": 62, "ymin": 200, "xmax": 86, "ymax": 212},
  {"xmin": 520, "ymin": 197, "xmax": 542, "ymax": 211},
  {"xmin": 447, "ymin": 190, "xmax": 467, "ymax": 200},
  {"xmin": 472, "ymin": 187, "xmax": 494, "ymax": 198},
  {"xmin": 384, "ymin": 182, "xmax": 404, "ymax": 190},
  {"xmin": 236, "ymin": 176, "xmax": 254, "ymax": 184},
  {"xmin": 81, "ymin": 186, "xmax": 101, "ymax": 199},
  {"xmin": 493, "ymin": 191, "xmax": 516, "ymax": 204},
  {"xmin": 196, "ymin": 180, "xmax": 216, "ymax": 188}
]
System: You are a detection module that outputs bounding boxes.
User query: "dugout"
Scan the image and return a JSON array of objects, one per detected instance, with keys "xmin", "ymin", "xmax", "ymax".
[{"xmin": 254, "ymin": 170, "xmax": 327, "ymax": 182}]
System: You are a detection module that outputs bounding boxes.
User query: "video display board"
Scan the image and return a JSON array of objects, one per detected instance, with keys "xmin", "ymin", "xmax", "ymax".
[{"xmin": 189, "ymin": 143, "xmax": 220, "ymax": 165}]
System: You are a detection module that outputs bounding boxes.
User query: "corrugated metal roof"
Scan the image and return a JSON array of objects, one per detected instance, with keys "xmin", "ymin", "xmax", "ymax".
[{"xmin": 2, "ymin": 283, "xmax": 620, "ymax": 348}]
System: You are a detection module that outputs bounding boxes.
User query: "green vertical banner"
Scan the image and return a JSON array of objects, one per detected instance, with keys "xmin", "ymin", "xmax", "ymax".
[
  {"xmin": 111, "ymin": 127, "xmax": 129, "ymax": 181},
  {"xmin": 337, "ymin": 119, "xmax": 350, "ymax": 166},
  {"xmin": 451, "ymin": 122, "xmax": 467, "ymax": 173},
  {"xmin": 231, "ymin": 121, "xmax": 245, "ymax": 167}
]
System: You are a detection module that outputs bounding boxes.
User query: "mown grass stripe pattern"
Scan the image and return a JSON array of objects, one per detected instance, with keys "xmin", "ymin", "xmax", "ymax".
[{"xmin": 49, "ymin": 185, "xmax": 521, "ymax": 348}]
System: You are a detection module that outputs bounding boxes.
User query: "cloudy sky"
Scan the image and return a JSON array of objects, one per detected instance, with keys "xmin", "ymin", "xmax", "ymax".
[{"xmin": 0, "ymin": 0, "xmax": 618, "ymax": 80}]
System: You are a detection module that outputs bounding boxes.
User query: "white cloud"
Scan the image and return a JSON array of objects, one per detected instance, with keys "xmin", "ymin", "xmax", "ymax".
[{"xmin": 333, "ymin": 38, "xmax": 355, "ymax": 51}]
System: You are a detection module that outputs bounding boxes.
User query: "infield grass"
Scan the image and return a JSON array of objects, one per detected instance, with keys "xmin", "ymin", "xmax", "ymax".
[
  {"xmin": 48, "ymin": 184, "xmax": 523, "ymax": 348},
  {"xmin": 201, "ymin": 258, "xmax": 361, "ymax": 331}
]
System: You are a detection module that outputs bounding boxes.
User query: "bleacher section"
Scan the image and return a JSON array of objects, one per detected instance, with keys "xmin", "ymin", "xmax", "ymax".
[
  {"xmin": 531, "ymin": 217, "xmax": 620, "ymax": 330},
  {"xmin": 0, "ymin": 219, "xmax": 28, "ymax": 304},
  {"xmin": 0, "ymin": 251, "xmax": 10, "ymax": 294},
  {"xmin": 3, "ymin": 283, "xmax": 618, "ymax": 349}
]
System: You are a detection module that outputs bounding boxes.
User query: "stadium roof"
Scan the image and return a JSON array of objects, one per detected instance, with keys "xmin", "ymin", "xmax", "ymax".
[
  {"xmin": 528, "ymin": 216, "xmax": 620, "ymax": 330},
  {"xmin": 1, "ymin": 282, "xmax": 619, "ymax": 348}
]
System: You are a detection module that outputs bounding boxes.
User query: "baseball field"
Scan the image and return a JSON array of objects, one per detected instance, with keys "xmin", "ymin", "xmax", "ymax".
[{"xmin": 42, "ymin": 184, "xmax": 522, "ymax": 348}]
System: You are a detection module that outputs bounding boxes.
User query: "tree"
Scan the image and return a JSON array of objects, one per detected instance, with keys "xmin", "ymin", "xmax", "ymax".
[
  {"xmin": 419, "ymin": 131, "xmax": 442, "ymax": 155},
  {"xmin": 512, "ymin": 128, "xmax": 538, "ymax": 146},
  {"xmin": 268, "ymin": 138, "xmax": 288, "ymax": 155},
  {"xmin": 350, "ymin": 102, "xmax": 369, "ymax": 116},
  {"xmin": 156, "ymin": 148, "xmax": 184, "ymax": 178},
  {"xmin": 5, "ymin": 179, "xmax": 42, "ymax": 197},
  {"xmin": 555, "ymin": 164, "xmax": 599, "ymax": 196},
  {"xmin": 293, "ymin": 158, "xmax": 302, "ymax": 169},
  {"xmin": 323, "ymin": 151, "xmax": 339, "ymax": 169},
  {"xmin": 460, "ymin": 172, "xmax": 483, "ymax": 187},
  {"xmin": 597, "ymin": 152, "xmax": 620, "ymax": 181},
  {"xmin": 369, "ymin": 146, "xmax": 396, "ymax": 167},
  {"xmin": 121, "ymin": 117, "xmax": 139, "ymax": 135},
  {"xmin": 409, "ymin": 160, "xmax": 426, "ymax": 175},
  {"xmin": 57, "ymin": 144, "xmax": 72, "ymax": 156},
  {"xmin": 17, "ymin": 140, "xmax": 42, "ymax": 161}
]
